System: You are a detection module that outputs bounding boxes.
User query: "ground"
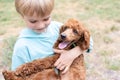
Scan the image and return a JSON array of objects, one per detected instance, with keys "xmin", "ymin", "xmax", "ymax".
[
  {"xmin": 0, "ymin": 0, "xmax": 120, "ymax": 80},
  {"xmin": 0, "ymin": 18, "xmax": 120, "ymax": 80}
]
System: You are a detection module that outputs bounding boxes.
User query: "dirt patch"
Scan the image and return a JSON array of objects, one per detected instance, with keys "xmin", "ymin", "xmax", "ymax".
[{"xmin": 84, "ymin": 17, "xmax": 120, "ymax": 30}]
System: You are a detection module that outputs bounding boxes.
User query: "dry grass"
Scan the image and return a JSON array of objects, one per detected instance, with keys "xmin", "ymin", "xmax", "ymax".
[{"xmin": 0, "ymin": 0, "xmax": 120, "ymax": 80}]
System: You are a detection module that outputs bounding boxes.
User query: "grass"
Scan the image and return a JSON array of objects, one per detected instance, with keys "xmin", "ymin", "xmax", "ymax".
[
  {"xmin": 53, "ymin": 0, "xmax": 120, "ymax": 21},
  {"xmin": 0, "ymin": 0, "xmax": 24, "ymax": 31},
  {"xmin": 104, "ymin": 25, "xmax": 120, "ymax": 33},
  {"xmin": 0, "ymin": 0, "xmax": 120, "ymax": 80},
  {"xmin": 104, "ymin": 57, "xmax": 120, "ymax": 71},
  {"xmin": 0, "ymin": 29, "xmax": 6, "ymax": 35},
  {"xmin": 103, "ymin": 36, "xmax": 113, "ymax": 44},
  {"xmin": 99, "ymin": 49, "xmax": 113, "ymax": 56},
  {"xmin": 1, "ymin": 36, "xmax": 17, "ymax": 69},
  {"xmin": 110, "ymin": 25, "xmax": 120, "ymax": 32}
]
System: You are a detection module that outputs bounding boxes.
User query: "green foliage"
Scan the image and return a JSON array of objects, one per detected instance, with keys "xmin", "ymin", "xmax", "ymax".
[
  {"xmin": 99, "ymin": 49, "xmax": 113, "ymax": 56},
  {"xmin": 104, "ymin": 58, "xmax": 120, "ymax": 71},
  {"xmin": 0, "ymin": 29, "xmax": 6, "ymax": 35},
  {"xmin": 103, "ymin": 36, "xmax": 113, "ymax": 44},
  {"xmin": 1, "ymin": 36, "xmax": 17, "ymax": 69},
  {"xmin": 110, "ymin": 26, "xmax": 120, "ymax": 32},
  {"xmin": 0, "ymin": 0, "xmax": 13, "ymax": 2}
]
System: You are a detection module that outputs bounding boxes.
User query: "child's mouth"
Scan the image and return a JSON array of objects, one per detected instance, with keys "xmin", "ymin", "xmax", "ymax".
[{"xmin": 34, "ymin": 27, "xmax": 47, "ymax": 33}]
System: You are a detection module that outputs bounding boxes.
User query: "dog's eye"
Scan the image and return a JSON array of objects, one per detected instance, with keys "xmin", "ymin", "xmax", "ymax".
[
  {"xmin": 73, "ymin": 29, "xmax": 78, "ymax": 34},
  {"xmin": 64, "ymin": 26, "xmax": 68, "ymax": 30}
]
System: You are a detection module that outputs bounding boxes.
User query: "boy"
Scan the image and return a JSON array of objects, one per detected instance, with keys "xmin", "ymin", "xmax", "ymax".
[{"xmin": 12, "ymin": 0, "xmax": 93, "ymax": 75}]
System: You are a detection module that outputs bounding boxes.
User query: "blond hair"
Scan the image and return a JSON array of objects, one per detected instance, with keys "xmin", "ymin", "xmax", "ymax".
[{"xmin": 15, "ymin": 0, "xmax": 54, "ymax": 17}]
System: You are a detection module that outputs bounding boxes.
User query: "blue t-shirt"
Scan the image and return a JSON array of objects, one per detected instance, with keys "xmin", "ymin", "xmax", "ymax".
[
  {"xmin": 11, "ymin": 21, "xmax": 93, "ymax": 70},
  {"xmin": 11, "ymin": 21, "xmax": 62, "ymax": 70}
]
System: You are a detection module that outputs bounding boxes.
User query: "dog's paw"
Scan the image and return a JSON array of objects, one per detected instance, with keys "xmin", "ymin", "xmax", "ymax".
[
  {"xmin": 2, "ymin": 70, "xmax": 15, "ymax": 80},
  {"xmin": 2, "ymin": 70, "xmax": 10, "ymax": 79}
]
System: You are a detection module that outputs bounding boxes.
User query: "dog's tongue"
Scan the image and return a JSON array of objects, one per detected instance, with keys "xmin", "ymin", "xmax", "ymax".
[{"xmin": 58, "ymin": 41, "xmax": 70, "ymax": 49}]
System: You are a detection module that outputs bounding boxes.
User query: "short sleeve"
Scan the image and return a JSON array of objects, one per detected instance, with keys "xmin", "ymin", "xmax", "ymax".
[
  {"xmin": 11, "ymin": 54, "xmax": 25, "ymax": 70},
  {"xmin": 11, "ymin": 41, "xmax": 30, "ymax": 70}
]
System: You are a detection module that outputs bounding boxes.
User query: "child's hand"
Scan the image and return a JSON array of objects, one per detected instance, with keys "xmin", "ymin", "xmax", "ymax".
[
  {"xmin": 54, "ymin": 49, "xmax": 73, "ymax": 74},
  {"xmin": 54, "ymin": 46, "xmax": 83, "ymax": 74}
]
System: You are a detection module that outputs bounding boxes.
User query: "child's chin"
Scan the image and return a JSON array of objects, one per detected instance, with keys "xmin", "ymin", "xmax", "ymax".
[{"xmin": 34, "ymin": 29, "xmax": 47, "ymax": 33}]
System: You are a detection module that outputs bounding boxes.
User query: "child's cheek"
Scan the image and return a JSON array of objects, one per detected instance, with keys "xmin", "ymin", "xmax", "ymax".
[
  {"xmin": 27, "ymin": 23, "xmax": 36, "ymax": 29},
  {"xmin": 45, "ymin": 18, "xmax": 51, "ymax": 27}
]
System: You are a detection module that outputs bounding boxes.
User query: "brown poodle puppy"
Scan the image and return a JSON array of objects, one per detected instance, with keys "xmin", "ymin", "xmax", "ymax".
[{"xmin": 2, "ymin": 18, "xmax": 90, "ymax": 80}]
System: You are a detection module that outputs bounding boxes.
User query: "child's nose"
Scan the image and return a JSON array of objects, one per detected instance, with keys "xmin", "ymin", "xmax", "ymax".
[{"xmin": 38, "ymin": 22, "xmax": 45, "ymax": 28}]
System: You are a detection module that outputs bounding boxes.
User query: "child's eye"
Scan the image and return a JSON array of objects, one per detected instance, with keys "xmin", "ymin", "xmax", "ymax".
[
  {"xmin": 43, "ymin": 18, "xmax": 49, "ymax": 21},
  {"xmin": 29, "ymin": 20, "xmax": 38, "ymax": 23}
]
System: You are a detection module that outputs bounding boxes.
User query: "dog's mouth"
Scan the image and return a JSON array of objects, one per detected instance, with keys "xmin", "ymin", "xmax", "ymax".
[{"xmin": 58, "ymin": 41, "xmax": 70, "ymax": 49}]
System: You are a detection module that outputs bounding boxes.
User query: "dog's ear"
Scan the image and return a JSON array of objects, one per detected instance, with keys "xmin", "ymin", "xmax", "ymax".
[
  {"xmin": 59, "ymin": 25, "xmax": 67, "ymax": 33},
  {"xmin": 78, "ymin": 30, "xmax": 90, "ymax": 50},
  {"xmin": 60, "ymin": 25, "xmax": 64, "ymax": 33}
]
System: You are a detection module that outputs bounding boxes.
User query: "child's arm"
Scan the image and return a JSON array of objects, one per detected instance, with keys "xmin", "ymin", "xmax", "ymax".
[
  {"xmin": 54, "ymin": 46, "xmax": 83, "ymax": 74},
  {"xmin": 54, "ymin": 37, "xmax": 93, "ymax": 74}
]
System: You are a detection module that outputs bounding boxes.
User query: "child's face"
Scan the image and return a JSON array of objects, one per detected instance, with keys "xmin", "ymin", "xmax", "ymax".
[{"xmin": 23, "ymin": 13, "xmax": 51, "ymax": 33}]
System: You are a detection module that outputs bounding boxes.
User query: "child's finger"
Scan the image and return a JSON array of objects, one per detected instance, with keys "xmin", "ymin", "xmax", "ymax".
[
  {"xmin": 53, "ymin": 49, "xmax": 64, "ymax": 54},
  {"xmin": 59, "ymin": 65, "xmax": 66, "ymax": 70},
  {"xmin": 62, "ymin": 66, "xmax": 69, "ymax": 74},
  {"xmin": 54, "ymin": 59, "xmax": 66, "ymax": 70},
  {"xmin": 56, "ymin": 62, "xmax": 66, "ymax": 70},
  {"xmin": 54, "ymin": 58, "xmax": 60, "ymax": 67}
]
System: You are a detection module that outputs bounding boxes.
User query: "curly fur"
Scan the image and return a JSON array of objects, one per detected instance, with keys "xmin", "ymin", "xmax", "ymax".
[{"xmin": 2, "ymin": 18, "xmax": 90, "ymax": 80}]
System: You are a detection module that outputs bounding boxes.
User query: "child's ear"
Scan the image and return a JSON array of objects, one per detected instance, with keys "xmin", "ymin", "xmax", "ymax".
[{"xmin": 78, "ymin": 30, "xmax": 90, "ymax": 50}]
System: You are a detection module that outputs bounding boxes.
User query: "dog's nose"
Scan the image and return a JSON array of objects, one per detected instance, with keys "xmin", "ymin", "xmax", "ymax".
[{"xmin": 61, "ymin": 34, "xmax": 66, "ymax": 39}]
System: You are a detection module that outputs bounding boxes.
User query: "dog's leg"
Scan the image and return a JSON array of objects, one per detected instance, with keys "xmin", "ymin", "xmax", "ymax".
[
  {"xmin": 15, "ymin": 54, "xmax": 60, "ymax": 77},
  {"xmin": 2, "ymin": 70, "xmax": 23, "ymax": 80},
  {"xmin": 32, "ymin": 69, "xmax": 60, "ymax": 80},
  {"xmin": 2, "ymin": 70, "xmax": 15, "ymax": 80}
]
